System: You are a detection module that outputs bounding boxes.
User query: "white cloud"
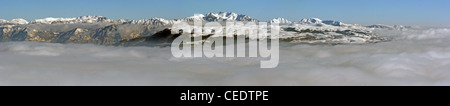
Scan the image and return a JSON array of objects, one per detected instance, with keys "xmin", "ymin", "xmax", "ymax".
[
  {"xmin": 405, "ymin": 28, "xmax": 450, "ymax": 40},
  {"xmin": 1, "ymin": 27, "xmax": 450, "ymax": 85}
]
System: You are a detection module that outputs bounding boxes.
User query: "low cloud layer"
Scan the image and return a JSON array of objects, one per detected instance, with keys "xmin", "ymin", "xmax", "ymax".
[{"xmin": 0, "ymin": 28, "xmax": 450, "ymax": 85}]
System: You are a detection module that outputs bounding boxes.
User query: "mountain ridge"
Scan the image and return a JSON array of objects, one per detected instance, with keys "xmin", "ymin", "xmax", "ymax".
[
  {"xmin": 0, "ymin": 12, "xmax": 409, "ymax": 29},
  {"xmin": 0, "ymin": 12, "xmax": 401, "ymax": 46}
]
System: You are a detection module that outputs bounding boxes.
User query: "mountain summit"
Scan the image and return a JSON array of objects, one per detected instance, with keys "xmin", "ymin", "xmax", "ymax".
[{"xmin": 184, "ymin": 12, "xmax": 258, "ymax": 22}]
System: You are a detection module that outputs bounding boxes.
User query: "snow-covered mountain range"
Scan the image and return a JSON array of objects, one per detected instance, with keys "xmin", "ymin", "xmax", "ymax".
[
  {"xmin": 31, "ymin": 16, "xmax": 113, "ymax": 24},
  {"xmin": 0, "ymin": 12, "xmax": 407, "ymax": 45},
  {"xmin": 0, "ymin": 12, "xmax": 405, "ymax": 28},
  {"xmin": 269, "ymin": 18, "xmax": 292, "ymax": 24}
]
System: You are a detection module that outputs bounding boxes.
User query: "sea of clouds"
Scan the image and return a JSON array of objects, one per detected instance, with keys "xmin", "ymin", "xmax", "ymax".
[{"xmin": 0, "ymin": 27, "xmax": 450, "ymax": 85}]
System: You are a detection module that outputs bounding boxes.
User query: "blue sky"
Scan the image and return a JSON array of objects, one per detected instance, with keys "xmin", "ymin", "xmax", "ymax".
[{"xmin": 1, "ymin": 0, "xmax": 449, "ymax": 25}]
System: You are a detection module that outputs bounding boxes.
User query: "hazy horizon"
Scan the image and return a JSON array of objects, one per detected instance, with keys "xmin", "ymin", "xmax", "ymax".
[{"xmin": 1, "ymin": 0, "xmax": 450, "ymax": 26}]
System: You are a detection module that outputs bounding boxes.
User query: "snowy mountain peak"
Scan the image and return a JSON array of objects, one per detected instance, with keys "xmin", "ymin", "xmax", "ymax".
[
  {"xmin": 121, "ymin": 17, "xmax": 176, "ymax": 26},
  {"xmin": 77, "ymin": 16, "xmax": 105, "ymax": 20},
  {"xmin": 269, "ymin": 18, "xmax": 292, "ymax": 24},
  {"xmin": 204, "ymin": 12, "xmax": 238, "ymax": 21},
  {"xmin": 32, "ymin": 17, "xmax": 75, "ymax": 24},
  {"xmin": 31, "ymin": 16, "xmax": 112, "ymax": 24},
  {"xmin": 292, "ymin": 18, "xmax": 348, "ymax": 26},
  {"xmin": 10, "ymin": 18, "xmax": 29, "ymax": 24},
  {"xmin": 213, "ymin": 12, "xmax": 256, "ymax": 21},
  {"xmin": 0, "ymin": 19, "xmax": 8, "ymax": 23},
  {"xmin": 185, "ymin": 14, "xmax": 205, "ymax": 21},
  {"xmin": 186, "ymin": 12, "xmax": 257, "ymax": 22},
  {"xmin": 299, "ymin": 18, "xmax": 322, "ymax": 24},
  {"xmin": 322, "ymin": 20, "xmax": 346, "ymax": 26},
  {"xmin": 149, "ymin": 17, "xmax": 176, "ymax": 25}
]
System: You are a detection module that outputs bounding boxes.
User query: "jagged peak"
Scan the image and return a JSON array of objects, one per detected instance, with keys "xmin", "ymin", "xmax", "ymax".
[
  {"xmin": 77, "ymin": 16, "xmax": 106, "ymax": 19},
  {"xmin": 183, "ymin": 12, "xmax": 257, "ymax": 22},
  {"xmin": 269, "ymin": 18, "xmax": 292, "ymax": 24},
  {"xmin": 149, "ymin": 17, "xmax": 175, "ymax": 25},
  {"xmin": 205, "ymin": 12, "xmax": 256, "ymax": 22},
  {"xmin": 298, "ymin": 18, "xmax": 323, "ymax": 24}
]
